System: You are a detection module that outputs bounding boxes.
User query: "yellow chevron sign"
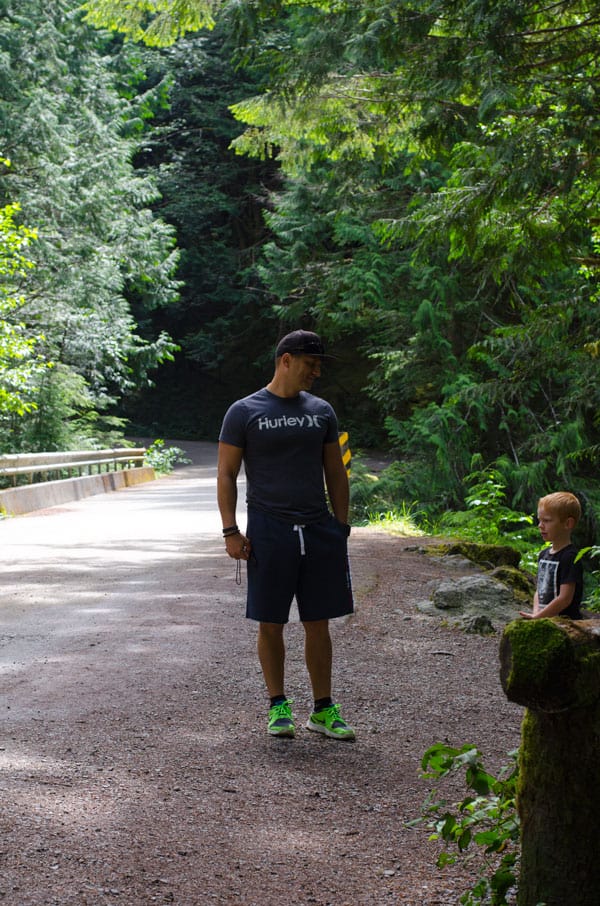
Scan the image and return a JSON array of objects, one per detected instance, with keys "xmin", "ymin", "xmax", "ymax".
[{"xmin": 338, "ymin": 431, "xmax": 351, "ymax": 475}]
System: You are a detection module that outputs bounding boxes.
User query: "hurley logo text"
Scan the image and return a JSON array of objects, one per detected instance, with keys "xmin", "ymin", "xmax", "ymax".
[{"xmin": 258, "ymin": 414, "xmax": 322, "ymax": 430}]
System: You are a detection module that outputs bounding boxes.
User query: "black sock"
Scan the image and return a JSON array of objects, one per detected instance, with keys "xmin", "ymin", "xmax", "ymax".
[
  {"xmin": 270, "ymin": 695, "xmax": 287, "ymax": 707},
  {"xmin": 314, "ymin": 697, "xmax": 333, "ymax": 712}
]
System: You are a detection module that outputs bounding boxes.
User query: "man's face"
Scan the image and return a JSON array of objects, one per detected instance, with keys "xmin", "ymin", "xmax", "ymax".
[{"xmin": 288, "ymin": 353, "xmax": 322, "ymax": 390}]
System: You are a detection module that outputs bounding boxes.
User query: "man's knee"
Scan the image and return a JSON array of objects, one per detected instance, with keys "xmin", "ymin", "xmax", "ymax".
[
  {"xmin": 302, "ymin": 618, "xmax": 330, "ymax": 639},
  {"xmin": 259, "ymin": 621, "xmax": 285, "ymax": 639}
]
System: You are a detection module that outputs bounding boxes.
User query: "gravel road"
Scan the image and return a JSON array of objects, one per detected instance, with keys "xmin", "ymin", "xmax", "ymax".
[{"xmin": 1, "ymin": 442, "xmax": 523, "ymax": 905}]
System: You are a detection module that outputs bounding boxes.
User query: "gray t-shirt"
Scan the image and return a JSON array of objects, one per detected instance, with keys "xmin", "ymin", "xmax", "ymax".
[{"xmin": 219, "ymin": 387, "xmax": 339, "ymax": 522}]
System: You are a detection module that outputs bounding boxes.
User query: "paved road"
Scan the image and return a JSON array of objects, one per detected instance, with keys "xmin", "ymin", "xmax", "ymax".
[
  {"xmin": 0, "ymin": 442, "xmax": 261, "ymax": 904},
  {"xmin": 1, "ymin": 443, "xmax": 229, "ymax": 674},
  {"xmin": 0, "ymin": 442, "xmax": 523, "ymax": 905}
]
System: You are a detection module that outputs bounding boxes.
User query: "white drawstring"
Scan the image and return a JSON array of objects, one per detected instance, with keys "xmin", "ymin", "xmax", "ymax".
[{"xmin": 293, "ymin": 524, "xmax": 306, "ymax": 556}]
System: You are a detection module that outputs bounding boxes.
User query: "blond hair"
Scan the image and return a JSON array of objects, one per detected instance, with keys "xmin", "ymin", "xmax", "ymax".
[{"xmin": 538, "ymin": 491, "xmax": 581, "ymax": 524}]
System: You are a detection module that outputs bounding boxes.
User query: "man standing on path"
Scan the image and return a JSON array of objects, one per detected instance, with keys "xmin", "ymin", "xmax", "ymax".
[{"xmin": 217, "ymin": 329, "xmax": 355, "ymax": 740}]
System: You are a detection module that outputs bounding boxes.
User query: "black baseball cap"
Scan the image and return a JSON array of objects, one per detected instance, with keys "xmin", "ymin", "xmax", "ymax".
[{"xmin": 275, "ymin": 329, "xmax": 334, "ymax": 358}]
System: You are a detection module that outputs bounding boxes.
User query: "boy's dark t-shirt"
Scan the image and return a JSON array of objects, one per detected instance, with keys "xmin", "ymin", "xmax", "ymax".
[
  {"xmin": 537, "ymin": 543, "xmax": 583, "ymax": 619},
  {"xmin": 219, "ymin": 387, "xmax": 339, "ymax": 523}
]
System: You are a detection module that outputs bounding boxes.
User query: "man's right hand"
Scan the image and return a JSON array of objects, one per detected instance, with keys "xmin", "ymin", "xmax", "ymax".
[{"xmin": 225, "ymin": 532, "xmax": 251, "ymax": 560}]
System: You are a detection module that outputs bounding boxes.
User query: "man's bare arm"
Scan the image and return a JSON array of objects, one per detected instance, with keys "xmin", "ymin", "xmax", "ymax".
[
  {"xmin": 323, "ymin": 441, "xmax": 349, "ymax": 524},
  {"xmin": 217, "ymin": 441, "xmax": 250, "ymax": 560}
]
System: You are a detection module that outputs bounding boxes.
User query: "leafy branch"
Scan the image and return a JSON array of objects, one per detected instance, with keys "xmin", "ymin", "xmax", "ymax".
[{"xmin": 417, "ymin": 742, "xmax": 520, "ymax": 906}]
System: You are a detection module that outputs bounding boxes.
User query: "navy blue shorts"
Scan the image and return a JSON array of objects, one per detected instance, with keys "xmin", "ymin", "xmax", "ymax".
[{"xmin": 245, "ymin": 509, "xmax": 354, "ymax": 624}]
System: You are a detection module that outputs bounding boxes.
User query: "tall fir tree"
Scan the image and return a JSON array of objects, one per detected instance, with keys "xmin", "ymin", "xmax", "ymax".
[
  {"xmin": 118, "ymin": 25, "xmax": 282, "ymax": 438},
  {"xmin": 0, "ymin": 0, "xmax": 179, "ymax": 450},
  {"xmin": 69, "ymin": 1, "xmax": 600, "ymax": 513}
]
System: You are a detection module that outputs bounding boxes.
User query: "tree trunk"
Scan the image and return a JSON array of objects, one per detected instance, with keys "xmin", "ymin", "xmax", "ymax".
[{"xmin": 500, "ymin": 618, "xmax": 600, "ymax": 906}]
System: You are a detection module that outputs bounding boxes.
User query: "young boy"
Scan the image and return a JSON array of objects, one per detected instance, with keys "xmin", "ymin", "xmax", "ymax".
[{"xmin": 520, "ymin": 491, "xmax": 583, "ymax": 621}]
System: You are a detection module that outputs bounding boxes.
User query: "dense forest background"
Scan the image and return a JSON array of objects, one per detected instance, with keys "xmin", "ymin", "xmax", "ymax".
[{"xmin": 1, "ymin": 0, "xmax": 599, "ymax": 527}]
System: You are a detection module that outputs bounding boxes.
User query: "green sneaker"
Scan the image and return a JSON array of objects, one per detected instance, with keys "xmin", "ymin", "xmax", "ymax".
[
  {"xmin": 306, "ymin": 704, "xmax": 355, "ymax": 740},
  {"xmin": 267, "ymin": 699, "xmax": 295, "ymax": 738}
]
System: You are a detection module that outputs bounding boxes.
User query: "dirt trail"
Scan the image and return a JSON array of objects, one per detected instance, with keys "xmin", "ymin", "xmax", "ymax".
[{"xmin": 0, "ymin": 443, "xmax": 523, "ymax": 905}]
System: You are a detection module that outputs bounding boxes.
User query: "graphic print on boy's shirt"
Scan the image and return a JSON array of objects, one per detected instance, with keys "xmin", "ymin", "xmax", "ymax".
[{"xmin": 537, "ymin": 554, "xmax": 559, "ymax": 607}]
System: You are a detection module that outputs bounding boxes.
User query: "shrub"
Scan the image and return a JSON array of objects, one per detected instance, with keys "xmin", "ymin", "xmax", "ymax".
[
  {"xmin": 417, "ymin": 742, "xmax": 520, "ymax": 905},
  {"xmin": 144, "ymin": 438, "xmax": 191, "ymax": 474}
]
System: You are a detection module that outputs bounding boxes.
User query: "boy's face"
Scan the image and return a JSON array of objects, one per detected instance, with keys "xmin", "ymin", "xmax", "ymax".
[{"xmin": 537, "ymin": 507, "xmax": 574, "ymax": 546}]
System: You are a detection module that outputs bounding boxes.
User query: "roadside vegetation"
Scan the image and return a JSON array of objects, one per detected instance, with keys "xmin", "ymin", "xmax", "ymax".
[
  {"xmin": 354, "ymin": 456, "xmax": 600, "ymax": 611},
  {"xmin": 353, "ymin": 457, "xmax": 539, "ymax": 565},
  {"xmin": 0, "ymin": 1, "xmax": 597, "ymax": 548},
  {"xmin": 417, "ymin": 744, "xmax": 520, "ymax": 906},
  {"xmin": 143, "ymin": 438, "xmax": 191, "ymax": 474}
]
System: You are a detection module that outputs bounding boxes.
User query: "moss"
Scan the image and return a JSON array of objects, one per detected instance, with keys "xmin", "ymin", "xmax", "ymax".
[
  {"xmin": 501, "ymin": 619, "xmax": 600, "ymax": 712},
  {"xmin": 518, "ymin": 704, "xmax": 600, "ymax": 905},
  {"xmin": 427, "ymin": 541, "xmax": 521, "ymax": 569},
  {"xmin": 501, "ymin": 620, "xmax": 574, "ymax": 711},
  {"xmin": 490, "ymin": 565, "xmax": 535, "ymax": 606},
  {"xmin": 572, "ymin": 633, "xmax": 600, "ymax": 707},
  {"xmin": 510, "ymin": 621, "xmax": 600, "ymax": 904},
  {"xmin": 504, "ymin": 619, "xmax": 565, "ymax": 684}
]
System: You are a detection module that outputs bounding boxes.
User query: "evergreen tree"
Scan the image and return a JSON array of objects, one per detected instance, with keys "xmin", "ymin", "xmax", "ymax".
[
  {"xmin": 76, "ymin": 0, "xmax": 600, "ymax": 513},
  {"xmin": 0, "ymin": 182, "xmax": 45, "ymax": 435},
  {"xmin": 0, "ymin": 0, "xmax": 179, "ymax": 450},
  {"xmin": 118, "ymin": 25, "xmax": 281, "ymax": 437},
  {"xmin": 225, "ymin": 0, "xmax": 600, "ymax": 507}
]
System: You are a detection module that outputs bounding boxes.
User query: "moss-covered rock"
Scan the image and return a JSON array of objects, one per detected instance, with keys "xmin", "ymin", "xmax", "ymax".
[
  {"xmin": 427, "ymin": 541, "xmax": 521, "ymax": 569},
  {"xmin": 489, "ymin": 565, "xmax": 535, "ymax": 607},
  {"xmin": 416, "ymin": 574, "xmax": 522, "ymax": 632}
]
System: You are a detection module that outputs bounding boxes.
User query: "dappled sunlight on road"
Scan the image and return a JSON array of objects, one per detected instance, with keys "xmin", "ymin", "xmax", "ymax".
[
  {"xmin": 0, "ymin": 743, "xmax": 175, "ymax": 839},
  {"xmin": 0, "ymin": 449, "xmax": 245, "ymax": 692}
]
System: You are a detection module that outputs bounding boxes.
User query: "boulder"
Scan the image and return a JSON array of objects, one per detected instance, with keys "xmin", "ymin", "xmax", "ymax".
[
  {"xmin": 426, "ymin": 541, "xmax": 521, "ymax": 569},
  {"xmin": 416, "ymin": 574, "xmax": 521, "ymax": 632},
  {"xmin": 489, "ymin": 565, "xmax": 535, "ymax": 607}
]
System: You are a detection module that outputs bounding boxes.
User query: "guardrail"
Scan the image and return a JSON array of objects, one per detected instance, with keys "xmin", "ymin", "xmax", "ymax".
[{"xmin": 0, "ymin": 448, "xmax": 147, "ymax": 487}]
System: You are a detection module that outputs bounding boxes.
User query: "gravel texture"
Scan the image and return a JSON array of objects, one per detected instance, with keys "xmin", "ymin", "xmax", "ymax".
[{"xmin": 1, "ymin": 457, "xmax": 524, "ymax": 905}]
